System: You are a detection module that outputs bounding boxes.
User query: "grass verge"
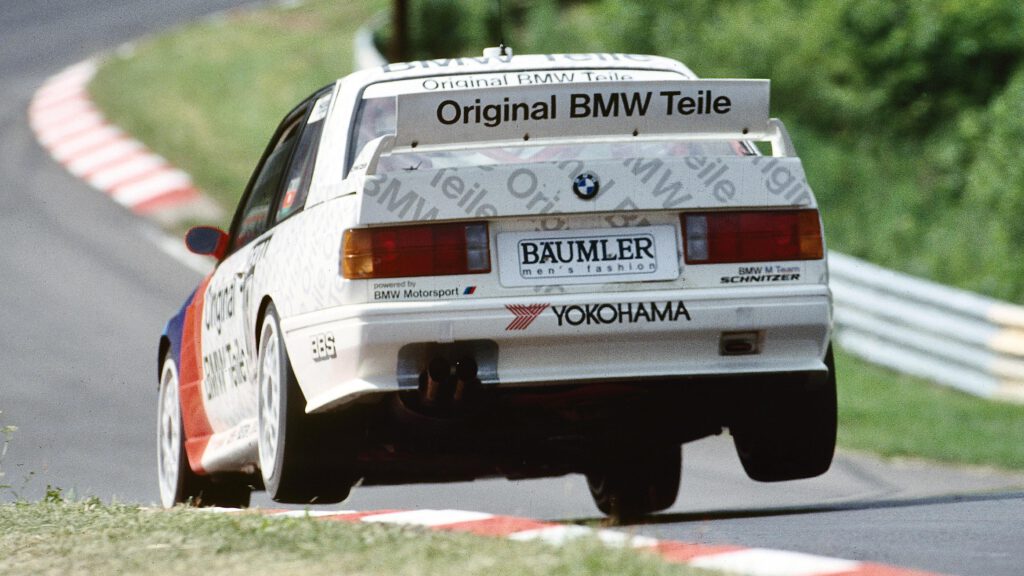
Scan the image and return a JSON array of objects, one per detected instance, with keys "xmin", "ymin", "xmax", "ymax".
[
  {"xmin": 834, "ymin": 347, "xmax": 1024, "ymax": 469},
  {"xmin": 0, "ymin": 498, "xmax": 706, "ymax": 576},
  {"xmin": 87, "ymin": 1, "xmax": 1024, "ymax": 471}
]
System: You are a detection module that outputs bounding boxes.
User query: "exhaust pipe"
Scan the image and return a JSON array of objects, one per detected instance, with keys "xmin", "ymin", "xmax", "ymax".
[
  {"xmin": 414, "ymin": 356, "xmax": 481, "ymax": 413},
  {"xmin": 453, "ymin": 357, "xmax": 480, "ymax": 403},
  {"xmin": 419, "ymin": 357, "xmax": 451, "ymax": 408}
]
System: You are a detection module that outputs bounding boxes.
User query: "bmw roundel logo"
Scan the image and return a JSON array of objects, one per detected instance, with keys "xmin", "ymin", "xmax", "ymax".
[{"xmin": 572, "ymin": 172, "xmax": 600, "ymax": 200}]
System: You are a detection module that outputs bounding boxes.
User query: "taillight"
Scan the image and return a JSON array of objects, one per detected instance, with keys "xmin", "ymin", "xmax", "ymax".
[
  {"xmin": 342, "ymin": 222, "xmax": 490, "ymax": 279},
  {"xmin": 683, "ymin": 210, "xmax": 823, "ymax": 264}
]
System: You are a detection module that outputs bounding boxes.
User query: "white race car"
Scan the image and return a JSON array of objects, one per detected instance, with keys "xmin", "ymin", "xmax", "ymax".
[{"xmin": 158, "ymin": 49, "xmax": 836, "ymax": 517}]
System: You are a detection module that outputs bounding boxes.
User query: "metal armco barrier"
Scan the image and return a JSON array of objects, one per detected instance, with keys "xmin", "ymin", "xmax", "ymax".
[
  {"xmin": 830, "ymin": 251, "xmax": 1024, "ymax": 403},
  {"xmin": 353, "ymin": 25, "xmax": 1024, "ymax": 405},
  {"xmin": 354, "ymin": 16, "xmax": 387, "ymax": 71}
]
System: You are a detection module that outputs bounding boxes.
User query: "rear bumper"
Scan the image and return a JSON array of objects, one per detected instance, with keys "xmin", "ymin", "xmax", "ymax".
[{"xmin": 281, "ymin": 285, "xmax": 832, "ymax": 413}]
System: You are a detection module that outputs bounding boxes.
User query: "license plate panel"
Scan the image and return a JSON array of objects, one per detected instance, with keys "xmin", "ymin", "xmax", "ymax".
[{"xmin": 497, "ymin": 225, "xmax": 680, "ymax": 287}]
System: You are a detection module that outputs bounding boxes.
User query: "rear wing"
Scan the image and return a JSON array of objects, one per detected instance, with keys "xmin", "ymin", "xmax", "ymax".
[
  {"xmin": 344, "ymin": 80, "xmax": 812, "ymax": 225},
  {"xmin": 359, "ymin": 80, "xmax": 794, "ymax": 169},
  {"xmin": 402, "ymin": 79, "xmax": 771, "ymax": 143}
]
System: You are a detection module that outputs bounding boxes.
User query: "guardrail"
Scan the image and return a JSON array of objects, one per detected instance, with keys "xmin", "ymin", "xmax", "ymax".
[
  {"xmin": 830, "ymin": 252, "xmax": 1024, "ymax": 403},
  {"xmin": 353, "ymin": 26, "xmax": 1024, "ymax": 405},
  {"xmin": 354, "ymin": 14, "xmax": 387, "ymax": 71}
]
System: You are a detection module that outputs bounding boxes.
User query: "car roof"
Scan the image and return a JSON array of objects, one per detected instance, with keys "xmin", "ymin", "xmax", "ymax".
[{"xmin": 341, "ymin": 51, "xmax": 696, "ymax": 90}]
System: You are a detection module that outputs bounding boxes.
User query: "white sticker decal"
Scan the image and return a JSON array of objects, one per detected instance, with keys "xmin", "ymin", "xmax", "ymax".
[
  {"xmin": 308, "ymin": 94, "xmax": 332, "ymax": 124},
  {"xmin": 497, "ymin": 225, "xmax": 679, "ymax": 287}
]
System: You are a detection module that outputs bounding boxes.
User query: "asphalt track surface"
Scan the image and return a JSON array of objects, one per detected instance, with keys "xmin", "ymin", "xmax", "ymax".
[{"xmin": 2, "ymin": 2, "xmax": 1023, "ymax": 575}]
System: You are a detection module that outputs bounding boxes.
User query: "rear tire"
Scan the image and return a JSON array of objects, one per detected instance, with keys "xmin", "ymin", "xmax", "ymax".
[
  {"xmin": 731, "ymin": 345, "xmax": 838, "ymax": 482},
  {"xmin": 586, "ymin": 445, "xmax": 681, "ymax": 519},
  {"xmin": 257, "ymin": 304, "xmax": 357, "ymax": 504},
  {"xmin": 157, "ymin": 356, "xmax": 251, "ymax": 508}
]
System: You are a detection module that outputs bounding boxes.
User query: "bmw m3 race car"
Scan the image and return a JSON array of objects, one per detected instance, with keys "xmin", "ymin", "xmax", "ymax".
[{"xmin": 157, "ymin": 49, "xmax": 837, "ymax": 517}]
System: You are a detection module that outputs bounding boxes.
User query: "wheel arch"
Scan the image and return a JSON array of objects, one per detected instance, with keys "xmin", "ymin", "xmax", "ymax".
[
  {"xmin": 254, "ymin": 296, "xmax": 276, "ymax": 352},
  {"xmin": 253, "ymin": 296, "xmax": 313, "ymax": 408},
  {"xmin": 159, "ymin": 289, "xmax": 196, "ymax": 388},
  {"xmin": 158, "ymin": 336, "xmax": 171, "ymax": 385}
]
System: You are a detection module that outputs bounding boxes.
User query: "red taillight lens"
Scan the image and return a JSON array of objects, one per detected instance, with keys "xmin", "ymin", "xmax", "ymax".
[
  {"xmin": 683, "ymin": 210, "xmax": 823, "ymax": 264},
  {"xmin": 342, "ymin": 222, "xmax": 490, "ymax": 279}
]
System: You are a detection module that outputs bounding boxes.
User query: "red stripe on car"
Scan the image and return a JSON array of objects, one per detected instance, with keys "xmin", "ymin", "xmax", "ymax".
[{"xmin": 179, "ymin": 275, "xmax": 215, "ymax": 474}]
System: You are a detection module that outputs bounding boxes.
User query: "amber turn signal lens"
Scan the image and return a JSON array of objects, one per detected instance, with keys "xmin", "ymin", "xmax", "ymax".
[{"xmin": 342, "ymin": 222, "xmax": 490, "ymax": 279}]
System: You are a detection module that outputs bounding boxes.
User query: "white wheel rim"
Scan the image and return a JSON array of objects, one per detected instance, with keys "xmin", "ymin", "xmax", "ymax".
[
  {"xmin": 258, "ymin": 317, "xmax": 282, "ymax": 480},
  {"xmin": 157, "ymin": 360, "xmax": 182, "ymax": 508}
]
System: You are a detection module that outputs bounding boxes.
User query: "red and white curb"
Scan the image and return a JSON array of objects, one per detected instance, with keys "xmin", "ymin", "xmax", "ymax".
[
  {"xmin": 205, "ymin": 508, "xmax": 944, "ymax": 576},
  {"xmin": 28, "ymin": 60, "xmax": 220, "ymax": 225}
]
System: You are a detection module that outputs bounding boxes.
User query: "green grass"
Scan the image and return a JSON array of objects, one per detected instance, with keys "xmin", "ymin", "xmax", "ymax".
[
  {"xmin": 87, "ymin": 0, "xmax": 1024, "ymax": 472},
  {"xmin": 90, "ymin": 0, "xmax": 387, "ymax": 223},
  {"xmin": 834, "ymin": 347, "xmax": 1024, "ymax": 469},
  {"xmin": 0, "ymin": 498, "xmax": 708, "ymax": 576}
]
